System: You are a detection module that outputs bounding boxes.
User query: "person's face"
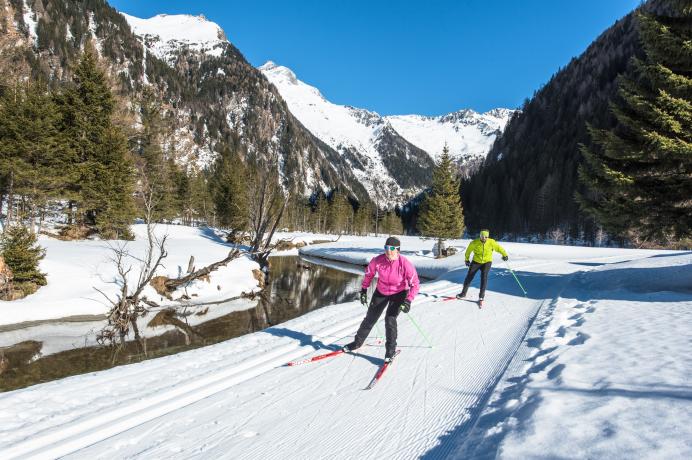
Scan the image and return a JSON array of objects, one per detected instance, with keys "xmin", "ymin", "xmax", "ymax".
[
  {"xmin": 384, "ymin": 245, "xmax": 400, "ymax": 260},
  {"xmin": 480, "ymin": 235, "xmax": 487, "ymax": 243}
]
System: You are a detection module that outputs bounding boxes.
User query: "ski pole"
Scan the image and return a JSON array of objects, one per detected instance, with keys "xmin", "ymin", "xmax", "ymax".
[
  {"xmin": 505, "ymin": 261, "xmax": 527, "ymax": 296},
  {"xmin": 374, "ymin": 321, "xmax": 384, "ymax": 342},
  {"xmin": 404, "ymin": 312, "xmax": 434, "ymax": 348}
]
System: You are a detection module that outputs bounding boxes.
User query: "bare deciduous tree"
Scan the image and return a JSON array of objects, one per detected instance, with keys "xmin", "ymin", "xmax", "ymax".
[
  {"xmin": 95, "ymin": 228, "xmax": 168, "ymax": 360},
  {"xmin": 247, "ymin": 156, "xmax": 288, "ymax": 266},
  {"xmin": 96, "ymin": 161, "xmax": 169, "ymax": 359}
]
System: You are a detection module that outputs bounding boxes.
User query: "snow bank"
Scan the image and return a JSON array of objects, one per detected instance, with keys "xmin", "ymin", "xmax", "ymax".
[{"xmin": 0, "ymin": 224, "xmax": 261, "ymax": 327}]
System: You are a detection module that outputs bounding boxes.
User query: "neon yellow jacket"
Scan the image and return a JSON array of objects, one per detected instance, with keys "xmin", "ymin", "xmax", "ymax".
[{"xmin": 465, "ymin": 238, "xmax": 507, "ymax": 264}]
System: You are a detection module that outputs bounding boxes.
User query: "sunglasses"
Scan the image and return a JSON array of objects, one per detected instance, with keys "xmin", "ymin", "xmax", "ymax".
[{"xmin": 384, "ymin": 245, "xmax": 400, "ymax": 251}]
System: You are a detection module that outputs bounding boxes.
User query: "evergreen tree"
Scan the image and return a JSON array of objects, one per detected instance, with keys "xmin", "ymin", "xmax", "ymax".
[
  {"xmin": 133, "ymin": 88, "xmax": 178, "ymax": 222},
  {"xmin": 577, "ymin": 2, "xmax": 691, "ymax": 244},
  {"xmin": 312, "ymin": 190, "xmax": 327, "ymax": 233},
  {"xmin": 382, "ymin": 210, "xmax": 404, "ymax": 235},
  {"xmin": 0, "ymin": 80, "xmax": 69, "ymax": 229},
  {"xmin": 327, "ymin": 190, "xmax": 351, "ymax": 234},
  {"xmin": 418, "ymin": 146, "xmax": 465, "ymax": 253},
  {"xmin": 92, "ymin": 126, "xmax": 136, "ymax": 238},
  {"xmin": 0, "ymin": 225, "xmax": 46, "ymax": 288},
  {"xmin": 353, "ymin": 201, "xmax": 373, "ymax": 236},
  {"xmin": 171, "ymin": 161, "xmax": 194, "ymax": 224},
  {"xmin": 188, "ymin": 170, "xmax": 213, "ymax": 226},
  {"xmin": 210, "ymin": 145, "xmax": 248, "ymax": 231},
  {"xmin": 56, "ymin": 45, "xmax": 136, "ymax": 238}
]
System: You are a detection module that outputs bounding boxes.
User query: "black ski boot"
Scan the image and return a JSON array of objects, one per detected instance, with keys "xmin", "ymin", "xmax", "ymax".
[{"xmin": 343, "ymin": 341, "xmax": 361, "ymax": 353}]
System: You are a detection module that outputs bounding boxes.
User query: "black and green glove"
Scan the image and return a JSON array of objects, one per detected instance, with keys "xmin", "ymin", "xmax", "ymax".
[
  {"xmin": 400, "ymin": 299, "xmax": 411, "ymax": 313},
  {"xmin": 502, "ymin": 255, "xmax": 509, "ymax": 261},
  {"xmin": 360, "ymin": 288, "xmax": 368, "ymax": 306}
]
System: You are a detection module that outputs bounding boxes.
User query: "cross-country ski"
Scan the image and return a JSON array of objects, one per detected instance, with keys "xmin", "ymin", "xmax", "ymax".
[
  {"xmin": 286, "ymin": 349, "xmax": 345, "ymax": 366},
  {"xmin": 365, "ymin": 350, "xmax": 401, "ymax": 390}
]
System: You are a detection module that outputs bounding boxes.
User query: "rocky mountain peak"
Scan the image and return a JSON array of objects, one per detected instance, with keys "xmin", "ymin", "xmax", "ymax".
[{"xmin": 121, "ymin": 13, "xmax": 227, "ymax": 64}]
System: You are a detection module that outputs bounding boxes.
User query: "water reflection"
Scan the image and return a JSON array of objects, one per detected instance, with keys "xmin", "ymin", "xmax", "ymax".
[
  {"xmin": 0, "ymin": 255, "xmax": 363, "ymax": 392},
  {"xmin": 262, "ymin": 255, "xmax": 363, "ymax": 323}
]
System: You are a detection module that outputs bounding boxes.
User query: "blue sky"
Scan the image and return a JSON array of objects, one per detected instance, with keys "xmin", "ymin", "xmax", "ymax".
[{"xmin": 109, "ymin": 0, "xmax": 641, "ymax": 116}]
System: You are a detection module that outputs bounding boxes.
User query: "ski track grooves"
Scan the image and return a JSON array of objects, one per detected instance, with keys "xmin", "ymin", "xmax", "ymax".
[
  {"xmin": 2, "ymin": 315, "xmax": 367, "ymax": 459},
  {"xmin": 460, "ymin": 298, "xmax": 548, "ymax": 453},
  {"xmin": 7, "ymin": 276, "xmax": 549, "ymax": 459},
  {"xmin": 448, "ymin": 270, "xmax": 580, "ymax": 459}
]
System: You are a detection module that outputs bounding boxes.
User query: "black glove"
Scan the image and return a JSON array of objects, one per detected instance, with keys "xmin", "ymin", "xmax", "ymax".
[
  {"xmin": 399, "ymin": 299, "xmax": 411, "ymax": 313},
  {"xmin": 465, "ymin": 260, "xmax": 471, "ymax": 267},
  {"xmin": 502, "ymin": 255, "xmax": 509, "ymax": 261},
  {"xmin": 360, "ymin": 289, "xmax": 368, "ymax": 306}
]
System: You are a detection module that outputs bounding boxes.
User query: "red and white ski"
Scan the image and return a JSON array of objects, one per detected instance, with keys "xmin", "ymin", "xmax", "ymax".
[
  {"xmin": 431, "ymin": 295, "xmax": 458, "ymax": 302},
  {"xmin": 365, "ymin": 350, "xmax": 401, "ymax": 390},
  {"xmin": 286, "ymin": 349, "xmax": 345, "ymax": 366}
]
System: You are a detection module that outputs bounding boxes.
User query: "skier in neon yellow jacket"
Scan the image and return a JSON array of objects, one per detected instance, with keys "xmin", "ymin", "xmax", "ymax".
[{"xmin": 456, "ymin": 229, "xmax": 508, "ymax": 303}]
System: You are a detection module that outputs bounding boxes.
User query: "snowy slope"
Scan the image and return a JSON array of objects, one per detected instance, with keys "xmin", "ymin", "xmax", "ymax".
[
  {"xmin": 386, "ymin": 108, "xmax": 514, "ymax": 161},
  {"xmin": 121, "ymin": 13, "xmax": 226, "ymax": 64},
  {"xmin": 1, "ymin": 234, "xmax": 690, "ymax": 459},
  {"xmin": 260, "ymin": 61, "xmax": 433, "ymax": 199},
  {"xmin": 260, "ymin": 61, "xmax": 515, "ymax": 182}
]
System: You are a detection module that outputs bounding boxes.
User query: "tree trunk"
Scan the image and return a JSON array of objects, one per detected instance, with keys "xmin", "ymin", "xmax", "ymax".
[
  {"xmin": 160, "ymin": 249, "xmax": 240, "ymax": 293},
  {"xmin": 6, "ymin": 171, "xmax": 14, "ymax": 229},
  {"xmin": 67, "ymin": 201, "xmax": 74, "ymax": 226}
]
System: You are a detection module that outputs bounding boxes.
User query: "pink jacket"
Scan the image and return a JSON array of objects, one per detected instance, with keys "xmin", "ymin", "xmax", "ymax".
[{"xmin": 362, "ymin": 254, "xmax": 420, "ymax": 302}]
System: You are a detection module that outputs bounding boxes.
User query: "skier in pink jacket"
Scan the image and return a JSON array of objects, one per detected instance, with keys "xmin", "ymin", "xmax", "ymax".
[{"xmin": 343, "ymin": 236, "xmax": 420, "ymax": 362}]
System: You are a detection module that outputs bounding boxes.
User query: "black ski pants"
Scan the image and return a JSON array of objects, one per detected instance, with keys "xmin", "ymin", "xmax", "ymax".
[
  {"xmin": 461, "ymin": 261, "xmax": 492, "ymax": 299},
  {"xmin": 353, "ymin": 289, "xmax": 406, "ymax": 356}
]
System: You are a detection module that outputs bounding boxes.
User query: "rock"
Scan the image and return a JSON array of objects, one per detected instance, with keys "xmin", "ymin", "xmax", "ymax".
[
  {"xmin": 0, "ymin": 354, "xmax": 8, "ymax": 376},
  {"xmin": 432, "ymin": 241, "xmax": 446, "ymax": 258},
  {"xmin": 0, "ymin": 256, "xmax": 13, "ymax": 299},
  {"xmin": 150, "ymin": 276, "xmax": 171, "ymax": 299},
  {"xmin": 432, "ymin": 242, "xmax": 458, "ymax": 258},
  {"xmin": 59, "ymin": 225, "xmax": 93, "ymax": 240}
]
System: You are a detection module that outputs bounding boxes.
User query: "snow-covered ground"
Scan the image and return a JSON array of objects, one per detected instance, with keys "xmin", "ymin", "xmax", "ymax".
[
  {"xmin": 0, "ymin": 224, "xmax": 262, "ymax": 328},
  {"xmin": 1, "ymin": 232, "xmax": 690, "ymax": 459}
]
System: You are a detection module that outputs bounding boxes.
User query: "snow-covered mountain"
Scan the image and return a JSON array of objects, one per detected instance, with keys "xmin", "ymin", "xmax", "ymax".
[
  {"xmin": 386, "ymin": 108, "xmax": 514, "ymax": 162},
  {"xmin": 260, "ymin": 61, "xmax": 434, "ymax": 201},
  {"xmin": 106, "ymin": 12, "xmax": 369, "ymax": 200},
  {"xmin": 121, "ymin": 13, "xmax": 227, "ymax": 65},
  {"xmin": 119, "ymin": 13, "xmax": 435, "ymax": 204},
  {"xmin": 260, "ymin": 61, "xmax": 516, "ymax": 189}
]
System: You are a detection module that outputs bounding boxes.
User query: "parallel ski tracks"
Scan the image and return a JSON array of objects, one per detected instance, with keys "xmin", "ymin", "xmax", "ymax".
[
  {"xmin": 2, "ymin": 314, "xmax": 368, "ymax": 459},
  {"xmin": 4, "ymin": 281, "xmax": 548, "ymax": 459}
]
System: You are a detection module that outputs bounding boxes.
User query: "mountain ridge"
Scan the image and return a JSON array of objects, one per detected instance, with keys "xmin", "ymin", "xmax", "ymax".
[{"xmin": 260, "ymin": 60, "xmax": 515, "ymax": 200}]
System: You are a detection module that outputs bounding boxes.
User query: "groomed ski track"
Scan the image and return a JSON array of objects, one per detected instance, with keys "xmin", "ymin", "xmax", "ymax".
[{"xmin": 1, "ymin": 254, "xmax": 630, "ymax": 459}]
